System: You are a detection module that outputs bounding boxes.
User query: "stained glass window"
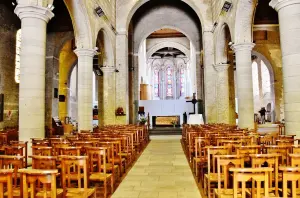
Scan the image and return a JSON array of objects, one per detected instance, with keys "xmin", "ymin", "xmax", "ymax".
[
  {"xmin": 180, "ymin": 68, "xmax": 185, "ymax": 96},
  {"xmin": 15, "ymin": 29, "xmax": 21, "ymax": 83},
  {"xmin": 166, "ymin": 67, "xmax": 173, "ymax": 97},
  {"xmin": 154, "ymin": 69, "xmax": 160, "ymax": 97}
]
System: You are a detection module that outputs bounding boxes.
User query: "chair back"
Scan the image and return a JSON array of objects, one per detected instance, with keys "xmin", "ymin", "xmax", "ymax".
[
  {"xmin": 250, "ymin": 154, "xmax": 280, "ymax": 197},
  {"xmin": 19, "ymin": 169, "xmax": 58, "ymax": 198},
  {"xmin": 31, "ymin": 156, "xmax": 57, "ymax": 169},
  {"xmin": 0, "ymin": 155, "xmax": 24, "ymax": 188},
  {"xmin": 230, "ymin": 167, "xmax": 273, "ymax": 198}
]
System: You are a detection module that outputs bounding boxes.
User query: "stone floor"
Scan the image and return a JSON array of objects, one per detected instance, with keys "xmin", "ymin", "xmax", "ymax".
[{"xmin": 112, "ymin": 135, "xmax": 201, "ymax": 198}]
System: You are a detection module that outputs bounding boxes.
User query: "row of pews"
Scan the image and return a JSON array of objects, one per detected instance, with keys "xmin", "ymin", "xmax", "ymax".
[
  {"xmin": 0, "ymin": 124, "xmax": 149, "ymax": 198},
  {"xmin": 182, "ymin": 123, "xmax": 300, "ymax": 198}
]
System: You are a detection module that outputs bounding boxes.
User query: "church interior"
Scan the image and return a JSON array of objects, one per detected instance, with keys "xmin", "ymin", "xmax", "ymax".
[{"xmin": 0, "ymin": 0, "xmax": 299, "ymax": 197}]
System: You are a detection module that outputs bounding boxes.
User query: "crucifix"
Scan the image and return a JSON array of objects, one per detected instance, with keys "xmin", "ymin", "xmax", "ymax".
[{"xmin": 186, "ymin": 93, "xmax": 198, "ymax": 115}]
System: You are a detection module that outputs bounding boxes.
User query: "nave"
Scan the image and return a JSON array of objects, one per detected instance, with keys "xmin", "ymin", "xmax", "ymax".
[{"xmin": 112, "ymin": 135, "xmax": 200, "ymax": 198}]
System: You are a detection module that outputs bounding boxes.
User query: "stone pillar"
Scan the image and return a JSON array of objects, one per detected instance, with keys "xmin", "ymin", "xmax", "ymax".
[
  {"xmin": 99, "ymin": 66, "xmax": 116, "ymax": 126},
  {"xmin": 116, "ymin": 33, "xmax": 129, "ymax": 124},
  {"xmin": 270, "ymin": 0, "xmax": 300, "ymax": 135},
  {"xmin": 196, "ymin": 52, "xmax": 203, "ymax": 100},
  {"xmin": 132, "ymin": 54, "xmax": 139, "ymax": 123},
  {"xmin": 231, "ymin": 43, "xmax": 255, "ymax": 129},
  {"xmin": 214, "ymin": 64, "xmax": 230, "ymax": 124},
  {"xmin": 74, "ymin": 49, "xmax": 96, "ymax": 131},
  {"xmin": 14, "ymin": 5, "xmax": 54, "ymax": 140},
  {"xmin": 203, "ymin": 31, "xmax": 217, "ymax": 123}
]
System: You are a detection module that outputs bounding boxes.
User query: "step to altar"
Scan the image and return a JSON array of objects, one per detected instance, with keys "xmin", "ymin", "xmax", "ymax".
[{"xmin": 149, "ymin": 127, "xmax": 182, "ymax": 136}]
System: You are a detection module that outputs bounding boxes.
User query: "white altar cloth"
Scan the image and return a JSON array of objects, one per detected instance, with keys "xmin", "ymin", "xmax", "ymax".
[{"xmin": 187, "ymin": 114, "xmax": 204, "ymax": 125}]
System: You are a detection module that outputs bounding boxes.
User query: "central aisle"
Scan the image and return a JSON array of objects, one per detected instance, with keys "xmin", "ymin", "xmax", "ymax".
[{"xmin": 112, "ymin": 135, "xmax": 201, "ymax": 198}]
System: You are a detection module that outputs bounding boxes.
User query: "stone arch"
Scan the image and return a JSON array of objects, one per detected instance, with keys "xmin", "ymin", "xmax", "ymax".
[
  {"xmin": 53, "ymin": 32, "xmax": 75, "ymax": 58},
  {"xmin": 215, "ymin": 23, "xmax": 232, "ymax": 64},
  {"xmin": 64, "ymin": 0, "xmax": 94, "ymax": 49},
  {"xmin": 124, "ymin": 0, "xmax": 205, "ymax": 32},
  {"xmin": 234, "ymin": 0, "xmax": 258, "ymax": 44},
  {"xmin": 252, "ymin": 51, "xmax": 275, "ymax": 85},
  {"xmin": 252, "ymin": 50, "xmax": 276, "ymax": 121},
  {"xmin": 96, "ymin": 28, "xmax": 115, "ymax": 66},
  {"xmin": 146, "ymin": 41, "xmax": 190, "ymax": 60},
  {"xmin": 133, "ymin": 5, "xmax": 201, "ymax": 52}
]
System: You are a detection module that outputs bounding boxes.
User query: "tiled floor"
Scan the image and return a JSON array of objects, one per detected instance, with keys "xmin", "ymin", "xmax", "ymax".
[{"xmin": 112, "ymin": 135, "xmax": 201, "ymax": 198}]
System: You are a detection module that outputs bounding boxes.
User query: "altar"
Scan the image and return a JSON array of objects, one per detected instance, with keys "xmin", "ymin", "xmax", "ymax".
[
  {"xmin": 152, "ymin": 116, "xmax": 180, "ymax": 127},
  {"xmin": 139, "ymin": 99, "xmax": 195, "ymax": 125}
]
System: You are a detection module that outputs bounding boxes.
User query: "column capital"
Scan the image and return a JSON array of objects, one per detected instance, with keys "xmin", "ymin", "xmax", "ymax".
[
  {"xmin": 213, "ymin": 64, "xmax": 230, "ymax": 72},
  {"xmin": 270, "ymin": 0, "xmax": 300, "ymax": 11},
  {"xmin": 74, "ymin": 48, "xmax": 97, "ymax": 57},
  {"xmin": 231, "ymin": 43, "xmax": 255, "ymax": 52},
  {"xmin": 14, "ymin": 5, "xmax": 54, "ymax": 22},
  {"xmin": 101, "ymin": 66, "xmax": 116, "ymax": 73}
]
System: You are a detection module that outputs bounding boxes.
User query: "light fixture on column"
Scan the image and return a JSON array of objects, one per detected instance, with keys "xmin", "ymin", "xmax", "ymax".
[
  {"xmin": 47, "ymin": 4, "xmax": 55, "ymax": 11},
  {"xmin": 93, "ymin": 65, "xmax": 103, "ymax": 76},
  {"xmin": 222, "ymin": 1, "xmax": 232, "ymax": 12},
  {"xmin": 211, "ymin": 22, "xmax": 218, "ymax": 33},
  {"xmin": 95, "ymin": 6, "xmax": 105, "ymax": 17}
]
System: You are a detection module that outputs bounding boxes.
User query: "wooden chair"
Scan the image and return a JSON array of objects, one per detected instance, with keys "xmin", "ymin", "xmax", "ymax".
[
  {"xmin": 250, "ymin": 154, "xmax": 280, "ymax": 197},
  {"xmin": 265, "ymin": 146, "xmax": 290, "ymax": 165},
  {"xmin": 292, "ymin": 145, "xmax": 300, "ymax": 154},
  {"xmin": 204, "ymin": 146, "xmax": 230, "ymax": 198},
  {"xmin": 86, "ymin": 147, "xmax": 114, "ymax": 198},
  {"xmin": 193, "ymin": 137, "xmax": 209, "ymax": 182},
  {"xmin": 97, "ymin": 142, "xmax": 120, "ymax": 182},
  {"xmin": 0, "ymin": 155, "xmax": 24, "ymax": 197},
  {"xmin": 213, "ymin": 155, "xmax": 244, "ymax": 198},
  {"xmin": 229, "ymin": 167, "xmax": 273, "ymax": 198},
  {"xmin": 236, "ymin": 145, "xmax": 261, "ymax": 163},
  {"xmin": 10, "ymin": 141, "xmax": 28, "ymax": 167},
  {"xmin": 60, "ymin": 156, "xmax": 96, "ymax": 198},
  {"xmin": 58, "ymin": 146, "xmax": 81, "ymax": 156},
  {"xmin": 4, "ymin": 145, "xmax": 27, "ymax": 168},
  {"xmin": 0, "ymin": 169, "xmax": 14, "ymax": 198},
  {"xmin": 18, "ymin": 169, "xmax": 62, "ymax": 198},
  {"xmin": 31, "ymin": 156, "xmax": 57, "ymax": 170},
  {"xmin": 279, "ymin": 167, "xmax": 300, "ymax": 198},
  {"xmin": 32, "ymin": 146, "xmax": 53, "ymax": 156}
]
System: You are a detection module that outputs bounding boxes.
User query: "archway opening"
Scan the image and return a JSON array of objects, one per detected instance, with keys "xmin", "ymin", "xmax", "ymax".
[
  {"xmin": 128, "ymin": 0, "xmax": 202, "ymax": 125},
  {"xmin": 251, "ymin": 53, "xmax": 276, "ymax": 123}
]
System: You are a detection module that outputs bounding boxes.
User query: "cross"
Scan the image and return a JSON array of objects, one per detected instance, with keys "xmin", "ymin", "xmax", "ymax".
[{"xmin": 186, "ymin": 93, "xmax": 198, "ymax": 115}]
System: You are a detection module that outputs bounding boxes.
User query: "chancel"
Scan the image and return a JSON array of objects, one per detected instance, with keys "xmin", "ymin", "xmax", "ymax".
[{"xmin": 0, "ymin": 0, "xmax": 299, "ymax": 197}]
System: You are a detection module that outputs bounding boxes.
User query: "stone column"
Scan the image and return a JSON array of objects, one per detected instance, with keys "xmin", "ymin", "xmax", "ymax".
[
  {"xmin": 270, "ymin": 0, "xmax": 300, "ymax": 135},
  {"xmin": 214, "ymin": 64, "xmax": 230, "ymax": 124},
  {"xmin": 116, "ymin": 33, "xmax": 129, "ymax": 124},
  {"xmin": 203, "ymin": 31, "xmax": 217, "ymax": 123},
  {"xmin": 74, "ymin": 49, "xmax": 96, "ymax": 131},
  {"xmin": 14, "ymin": 5, "xmax": 54, "ymax": 140},
  {"xmin": 231, "ymin": 43, "xmax": 255, "ymax": 129},
  {"xmin": 99, "ymin": 66, "xmax": 116, "ymax": 126}
]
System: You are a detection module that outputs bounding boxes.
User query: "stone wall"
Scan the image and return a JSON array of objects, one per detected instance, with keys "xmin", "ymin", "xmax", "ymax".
[
  {"xmin": 0, "ymin": 4, "xmax": 20, "ymax": 128},
  {"xmin": 45, "ymin": 31, "xmax": 74, "ymax": 128}
]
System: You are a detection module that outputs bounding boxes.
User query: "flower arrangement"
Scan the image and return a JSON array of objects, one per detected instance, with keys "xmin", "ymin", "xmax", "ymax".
[
  {"xmin": 138, "ymin": 115, "xmax": 148, "ymax": 125},
  {"xmin": 116, "ymin": 107, "xmax": 125, "ymax": 115},
  {"xmin": 170, "ymin": 119, "xmax": 177, "ymax": 127}
]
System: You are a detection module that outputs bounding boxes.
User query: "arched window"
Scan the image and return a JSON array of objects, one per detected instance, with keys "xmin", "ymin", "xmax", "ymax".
[
  {"xmin": 180, "ymin": 68, "xmax": 185, "ymax": 97},
  {"xmin": 166, "ymin": 67, "xmax": 173, "ymax": 97},
  {"xmin": 153, "ymin": 68, "xmax": 160, "ymax": 97},
  {"xmin": 15, "ymin": 29, "xmax": 21, "ymax": 83}
]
